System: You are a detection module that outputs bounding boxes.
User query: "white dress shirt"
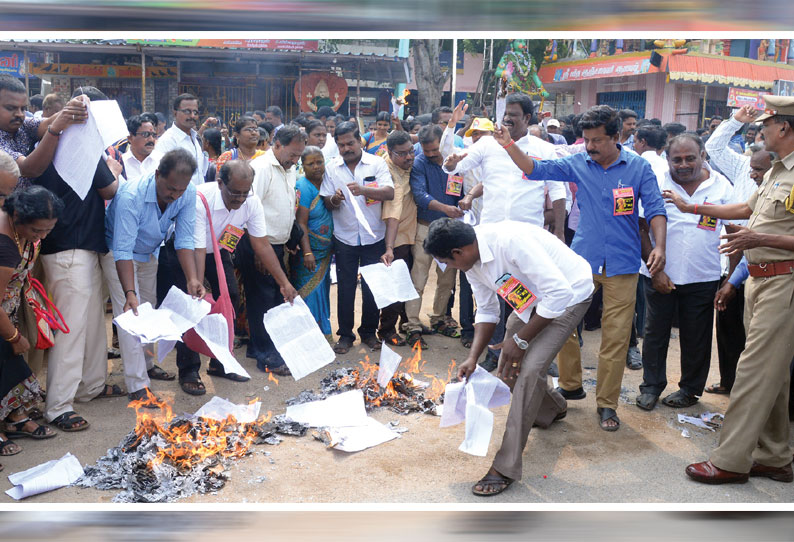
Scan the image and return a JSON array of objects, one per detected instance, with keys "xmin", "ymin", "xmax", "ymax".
[
  {"xmin": 154, "ymin": 124, "xmax": 209, "ymax": 186},
  {"xmin": 641, "ymin": 166, "xmax": 733, "ymax": 285},
  {"xmin": 641, "ymin": 150, "xmax": 669, "ymax": 183},
  {"xmin": 122, "ymin": 149, "xmax": 162, "ymax": 184},
  {"xmin": 705, "ymin": 115, "xmax": 759, "ymax": 214},
  {"xmin": 444, "ymin": 132, "xmax": 566, "ymax": 226},
  {"xmin": 320, "ymin": 151, "xmax": 394, "ymax": 246},
  {"xmin": 250, "ymin": 149, "xmax": 298, "ymax": 245},
  {"xmin": 322, "ymin": 137, "xmax": 339, "ymax": 161},
  {"xmin": 194, "ymin": 181, "xmax": 268, "ymax": 250},
  {"xmin": 467, "ymin": 221, "xmax": 594, "ymax": 323}
]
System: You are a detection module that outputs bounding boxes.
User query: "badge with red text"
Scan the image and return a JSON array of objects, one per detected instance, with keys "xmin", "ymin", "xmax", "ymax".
[
  {"xmin": 495, "ymin": 273, "xmax": 537, "ymax": 315},
  {"xmin": 446, "ymin": 174, "xmax": 463, "ymax": 197},
  {"xmin": 219, "ymin": 224, "xmax": 245, "ymax": 253},
  {"xmin": 364, "ymin": 180, "xmax": 379, "ymax": 206},
  {"xmin": 697, "ymin": 202, "xmax": 717, "ymax": 231},
  {"xmin": 612, "ymin": 187, "xmax": 635, "ymax": 216}
]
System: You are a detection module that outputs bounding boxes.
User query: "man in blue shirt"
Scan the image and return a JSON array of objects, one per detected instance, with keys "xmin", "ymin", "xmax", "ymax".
[
  {"xmin": 413, "ymin": 106, "xmax": 465, "ymax": 156},
  {"xmin": 405, "ymin": 124, "xmax": 464, "ymax": 347},
  {"xmin": 104, "ymin": 148, "xmax": 205, "ymax": 404},
  {"xmin": 489, "ymin": 105, "xmax": 668, "ymax": 432}
]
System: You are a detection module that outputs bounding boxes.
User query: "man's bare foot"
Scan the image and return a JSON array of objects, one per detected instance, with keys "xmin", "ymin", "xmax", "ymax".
[{"xmin": 472, "ymin": 466, "xmax": 514, "ymax": 496}]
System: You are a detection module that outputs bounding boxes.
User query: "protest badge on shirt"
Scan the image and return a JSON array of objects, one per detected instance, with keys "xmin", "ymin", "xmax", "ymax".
[
  {"xmin": 495, "ymin": 273, "xmax": 537, "ymax": 315},
  {"xmin": 612, "ymin": 187, "xmax": 635, "ymax": 216},
  {"xmin": 696, "ymin": 202, "xmax": 717, "ymax": 231},
  {"xmin": 446, "ymin": 174, "xmax": 463, "ymax": 197},
  {"xmin": 219, "ymin": 224, "xmax": 244, "ymax": 253},
  {"xmin": 363, "ymin": 176, "xmax": 379, "ymax": 206}
]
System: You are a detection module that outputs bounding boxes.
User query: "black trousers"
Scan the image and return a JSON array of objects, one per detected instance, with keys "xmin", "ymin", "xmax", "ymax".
[
  {"xmin": 715, "ymin": 278, "xmax": 746, "ymax": 391},
  {"xmin": 334, "ymin": 237, "xmax": 385, "ymax": 342},
  {"xmin": 378, "ymin": 244, "xmax": 412, "ymax": 338},
  {"xmin": 235, "ymin": 234, "xmax": 287, "ymax": 368},
  {"xmin": 156, "ymin": 241, "xmax": 240, "ymax": 379},
  {"xmin": 640, "ymin": 277, "xmax": 719, "ymax": 397}
]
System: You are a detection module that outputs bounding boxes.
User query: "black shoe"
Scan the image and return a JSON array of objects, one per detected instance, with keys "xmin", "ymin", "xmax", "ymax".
[
  {"xmin": 626, "ymin": 346, "xmax": 642, "ymax": 370},
  {"xmin": 547, "ymin": 361, "xmax": 559, "ymax": 378},
  {"xmin": 556, "ymin": 386, "xmax": 586, "ymax": 400}
]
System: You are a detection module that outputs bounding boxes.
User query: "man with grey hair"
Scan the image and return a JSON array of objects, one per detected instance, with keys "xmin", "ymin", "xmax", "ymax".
[{"xmin": 0, "ymin": 149, "xmax": 19, "ymax": 202}]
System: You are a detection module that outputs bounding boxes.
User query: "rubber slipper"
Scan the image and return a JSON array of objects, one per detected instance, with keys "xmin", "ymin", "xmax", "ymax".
[
  {"xmin": 147, "ymin": 365, "xmax": 176, "ymax": 381},
  {"xmin": 0, "ymin": 437, "xmax": 21, "ymax": 456},
  {"xmin": 94, "ymin": 383, "xmax": 126, "ymax": 399},
  {"xmin": 636, "ymin": 393, "xmax": 659, "ymax": 411},
  {"xmin": 406, "ymin": 332, "xmax": 428, "ymax": 350},
  {"xmin": 49, "ymin": 411, "xmax": 89, "ymax": 432},
  {"xmin": 206, "ymin": 367, "xmax": 250, "ymax": 382},
  {"xmin": 705, "ymin": 383, "xmax": 730, "ymax": 395},
  {"xmin": 472, "ymin": 473, "xmax": 514, "ymax": 497},
  {"xmin": 661, "ymin": 390, "xmax": 699, "ymax": 408},
  {"xmin": 179, "ymin": 379, "xmax": 207, "ymax": 396},
  {"xmin": 361, "ymin": 336, "xmax": 382, "ymax": 351},
  {"xmin": 460, "ymin": 335, "xmax": 473, "ymax": 348},
  {"xmin": 333, "ymin": 339, "xmax": 353, "ymax": 355},
  {"xmin": 432, "ymin": 321, "xmax": 461, "ymax": 338},
  {"xmin": 264, "ymin": 363, "xmax": 292, "ymax": 377},
  {"xmin": 597, "ymin": 407, "xmax": 620, "ymax": 432}
]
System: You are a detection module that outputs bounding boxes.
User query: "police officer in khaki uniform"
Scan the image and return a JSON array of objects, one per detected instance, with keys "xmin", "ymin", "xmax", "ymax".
[{"xmin": 665, "ymin": 94, "xmax": 794, "ymax": 484}]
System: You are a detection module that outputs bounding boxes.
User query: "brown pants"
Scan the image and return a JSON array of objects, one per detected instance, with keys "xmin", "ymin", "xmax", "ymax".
[
  {"xmin": 492, "ymin": 297, "xmax": 592, "ymax": 481},
  {"xmin": 558, "ymin": 271, "xmax": 637, "ymax": 410},
  {"xmin": 710, "ymin": 273, "xmax": 794, "ymax": 472}
]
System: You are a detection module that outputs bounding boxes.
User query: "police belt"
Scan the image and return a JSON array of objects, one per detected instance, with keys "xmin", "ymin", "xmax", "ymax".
[{"xmin": 748, "ymin": 261, "xmax": 794, "ymax": 278}]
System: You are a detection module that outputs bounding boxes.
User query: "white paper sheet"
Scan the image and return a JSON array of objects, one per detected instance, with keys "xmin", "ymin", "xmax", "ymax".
[
  {"xmin": 158, "ymin": 286, "xmax": 212, "ymax": 335},
  {"xmin": 91, "ymin": 99, "xmax": 129, "ymax": 147},
  {"xmin": 434, "ymin": 258, "xmax": 447, "ymax": 272},
  {"xmin": 113, "ymin": 303, "xmax": 182, "ymax": 343},
  {"xmin": 677, "ymin": 413, "xmax": 715, "ymax": 432},
  {"xmin": 358, "ymin": 260, "xmax": 419, "ymax": 309},
  {"xmin": 194, "ymin": 314, "xmax": 251, "ymax": 379},
  {"xmin": 459, "ymin": 390, "xmax": 494, "ymax": 457},
  {"xmin": 327, "ymin": 416, "xmax": 399, "ymax": 452},
  {"xmin": 52, "ymin": 99, "xmax": 127, "ymax": 201},
  {"xmin": 6, "ymin": 453, "xmax": 84, "ymax": 500},
  {"xmin": 339, "ymin": 181, "xmax": 375, "ymax": 238},
  {"xmin": 285, "ymin": 390, "xmax": 369, "ymax": 428},
  {"xmin": 157, "ymin": 340, "xmax": 177, "ymax": 364},
  {"xmin": 194, "ymin": 396, "xmax": 261, "ymax": 424},
  {"xmin": 330, "ymin": 263, "xmax": 337, "ymax": 284},
  {"xmin": 376, "ymin": 343, "xmax": 402, "ymax": 388},
  {"xmin": 440, "ymin": 366, "xmax": 511, "ymax": 456},
  {"xmin": 263, "ymin": 296, "xmax": 335, "ymax": 380}
]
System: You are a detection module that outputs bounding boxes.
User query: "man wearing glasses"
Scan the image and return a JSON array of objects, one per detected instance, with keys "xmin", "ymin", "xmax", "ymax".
[
  {"xmin": 171, "ymin": 160, "xmax": 297, "ymax": 395},
  {"xmin": 122, "ymin": 114, "xmax": 162, "ymax": 183},
  {"xmin": 155, "ymin": 93, "xmax": 209, "ymax": 186}
]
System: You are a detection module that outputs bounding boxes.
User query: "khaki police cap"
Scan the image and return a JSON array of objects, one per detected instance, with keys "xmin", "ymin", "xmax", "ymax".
[{"xmin": 756, "ymin": 94, "xmax": 794, "ymax": 122}]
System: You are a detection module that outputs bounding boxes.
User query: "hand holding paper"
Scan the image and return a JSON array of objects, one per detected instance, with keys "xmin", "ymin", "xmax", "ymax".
[{"xmin": 358, "ymin": 260, "xmax": 419, "ymax": 309}]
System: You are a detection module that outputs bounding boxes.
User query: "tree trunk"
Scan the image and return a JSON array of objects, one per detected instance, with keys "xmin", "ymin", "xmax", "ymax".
[{"xmin": 411, "ymin": 39, "xmax": 448, "ymax": 115}]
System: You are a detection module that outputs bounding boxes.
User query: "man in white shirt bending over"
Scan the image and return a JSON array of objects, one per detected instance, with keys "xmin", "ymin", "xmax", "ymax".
[{"xmin": 425, "ymin": 218, "xmax": 593, "ymax": 497}]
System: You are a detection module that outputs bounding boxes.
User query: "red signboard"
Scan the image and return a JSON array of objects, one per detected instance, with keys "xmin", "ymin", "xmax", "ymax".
[
  {"xmin": 541, "ymin": 54, "xmax": 661, "ymax": 84},
  {"xmin": 727, "ymin": 87, "xmax": 769, "ymax": 110}
]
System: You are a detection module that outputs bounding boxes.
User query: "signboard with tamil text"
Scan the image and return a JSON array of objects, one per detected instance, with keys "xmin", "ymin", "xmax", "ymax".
[
  {"xmin": 727, "ymin": 87, "xmax": 769, "ymax": 110},
  {"xmin": 551, "ymin": 56, "xmax": 654, "ymax": 83}
]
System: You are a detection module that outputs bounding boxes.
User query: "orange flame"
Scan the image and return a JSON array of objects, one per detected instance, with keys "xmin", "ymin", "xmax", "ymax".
[
  {"xmin": 127, "ymin": 389, "xmax": 272, "ymax": 470},
  {"xmin": 266, "ymin": 368, "xmax": 279, "ymax": 386}
]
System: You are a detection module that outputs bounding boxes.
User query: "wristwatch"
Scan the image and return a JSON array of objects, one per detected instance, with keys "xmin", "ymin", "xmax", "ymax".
[{"xmin": 512, "ymin": 333, "xmax": 529, "ymax": 350}]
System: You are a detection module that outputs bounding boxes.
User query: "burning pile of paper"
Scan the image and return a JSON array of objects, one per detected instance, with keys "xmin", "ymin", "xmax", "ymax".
[{"xmin": 77, "ymin": 393, "xmax": 288, "ymax": 503}]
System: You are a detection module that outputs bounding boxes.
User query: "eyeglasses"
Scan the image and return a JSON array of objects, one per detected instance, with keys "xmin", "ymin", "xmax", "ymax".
[
  {"xmin": 178, "ymin": 109, "xmax": 199, "ymax": 116},
  {"xmin": 222, "ymin": 184, "xmax": 253, "ymax": 199},
  {"xmin": 390, "ymin": 149, "xmax": 413, "ymax": 158},
  {"xmin": 135, "ymin": 131, "xmax": 156, "ymax": 138}
]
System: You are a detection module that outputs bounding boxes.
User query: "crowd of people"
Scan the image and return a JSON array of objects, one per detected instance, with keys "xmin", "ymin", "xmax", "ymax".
[{"xmin": 0, "ymin": 71, "xmax": 792, "ymax": 497}]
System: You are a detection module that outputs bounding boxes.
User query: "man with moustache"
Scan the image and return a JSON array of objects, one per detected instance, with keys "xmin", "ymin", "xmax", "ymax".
[
  {"xmin": 704, "ymin": 104, "xmax": 775, "ymax": 396},
  {"xmin": 122, "ymin": 114, "xmax": 162, "ymax": 183},
  {"xmin": 155, "ymin": 93, "xmax": 208, "ymax": 186},
  {"xmin": 240, "ymin": 125, "xmax": 305, "ymax": 374},
  {"xmin": 492, "ymin": 105, "xmax": 667, "ymax": 432},
  {"xmin": 443, "ymin": 93, "xmax": 567, "ymax": 370},
  {"xmin": 634, "ymin": 134, "xmax": 733, "ymax": 411},
  {"xmin": 378, "ymin": 130, "xmax": 417, "ymax": 346},
  {"xmin": 104, "ymin": 149, "xmax": 205, "ymax": 405},
  {"xmin": 169, "ymin": 160, "xmax": 297, "ymax": 395},
  {"xmin": 679, "ymin": 95, "xmax": 794, "ymax": 484},
  {"xmin": 320, "ymin": 121, "xmax": 394, "ymax": 354},
  {"xmin": 618, "ymin": 109, "xmax": 638, "ymax": 151}
]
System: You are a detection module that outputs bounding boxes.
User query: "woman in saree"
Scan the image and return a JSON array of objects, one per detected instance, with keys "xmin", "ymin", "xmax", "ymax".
[
  {"xmin": 361, "ymin": 111, "xmax": 391, "ymax": 159},
  {"xmin": 293, "ymin": 146, "xmax": 334, "ymax": 338},
  {"xmin": 0, "ymin": 185, "xmax": 63, "ymax": 468}
]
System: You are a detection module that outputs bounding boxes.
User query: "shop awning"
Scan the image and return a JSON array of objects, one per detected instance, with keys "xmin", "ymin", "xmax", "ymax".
[{"xmin": 667, "ymin": 52, "xmax": 794, "ymax": 90}]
